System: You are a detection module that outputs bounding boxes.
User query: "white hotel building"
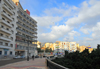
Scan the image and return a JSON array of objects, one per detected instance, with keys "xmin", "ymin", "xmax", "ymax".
[{"xmin": 0, "ymin": 0, "xmax": 37, "ymax": 59}]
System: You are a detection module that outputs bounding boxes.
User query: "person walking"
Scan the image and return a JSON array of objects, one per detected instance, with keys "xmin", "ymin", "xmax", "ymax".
[{"xmin": 32, "ymin": 55, "xmax": 34, "ymax": 60}]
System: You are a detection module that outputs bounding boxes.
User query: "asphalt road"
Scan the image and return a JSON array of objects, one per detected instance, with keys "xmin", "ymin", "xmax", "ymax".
[{"xmin": 0, "ymin": 58, "xmax": 27, "ymax": 67}]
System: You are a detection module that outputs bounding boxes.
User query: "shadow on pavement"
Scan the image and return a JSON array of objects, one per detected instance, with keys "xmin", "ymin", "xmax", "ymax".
[{"xmin": 0, "ymin": 58, "xmax": 27, "ymax": 66}]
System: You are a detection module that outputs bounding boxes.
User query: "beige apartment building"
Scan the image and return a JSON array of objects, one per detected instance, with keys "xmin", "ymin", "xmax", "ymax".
[{"xmin": 0, "ymin": 0, "xmax": 37, "ymax": 59}]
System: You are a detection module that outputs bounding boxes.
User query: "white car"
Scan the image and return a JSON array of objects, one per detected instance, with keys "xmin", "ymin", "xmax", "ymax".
[{"xmin": 13, "ymin": 56, "xmax": 21, "ymax": 59}]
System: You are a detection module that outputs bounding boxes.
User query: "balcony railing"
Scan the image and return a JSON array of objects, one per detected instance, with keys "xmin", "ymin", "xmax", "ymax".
[
  {"xmin": 3, "ymin": 4, "xmax": 13, "ymax": 15},
  {"xmin": 17, "ymin": 11, "xmax": 37, "ymax": 27},
  {"xmin": 32, "ymin": 40, "xmax": 37, "ymax": 42},
  {"xmin": 1, "ymin": 11, "xmax": 12, "ymax": 21},
  {"xmin": 4, "ymin": 0, "xmax": 14, "ymax": 9},
  {"xmin": 0, "ymin": 27, "xmax": 11, "ymax": 34},
  {"xmin": 0, "ymin": 45, "xmax": 11, "ymax": 49},
  {"xmin": 0, "ymin": 19, "xmax": 12, "ymax": 27},
  {"xmin": 17, "ymin": 22, "xmax": 35, "ymax": 33},
  {"xmin": 15, "ymin": 40, "xmax": 28, "ymax": 44},
  {"xmin": 17, "ymin": 16, "xmax": 34, "ymax": 28},
  {"xmin": 16, "ymin": 33, "xmax": 26, "ymax": 39},
  {"xmin": 46, "ymin": 58, "xmax": 69, "ymax": 69},
  {"xmin": 0, "ymin": 37, "xmax": 11, "ymax": 42}
]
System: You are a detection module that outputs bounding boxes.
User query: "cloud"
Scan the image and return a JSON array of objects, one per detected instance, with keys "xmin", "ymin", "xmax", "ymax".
[
  {"xmin": 64, "ymin": 31, "xmax": 80, "ymax": 41},
  {"xmin": 38, "ymin": 25, "xmax": 72, "ymax": 42},
  {"xmin": 80, "ymin": 27, "xmax": 90, "ymax": 34},
  {"xmin": 92, "ymin": 22, "xmax": 100, "ymax": 39},
  {"xmin": 33, "ymin": 16, "xmax": 62, "ymax": 27},
  {"xmin": 65, "ymin": 0, "xmax": 100, "ymax": 27},
  {"xmin": 31, "ymin": 0, "xmax": 100, "ymax": 48}
]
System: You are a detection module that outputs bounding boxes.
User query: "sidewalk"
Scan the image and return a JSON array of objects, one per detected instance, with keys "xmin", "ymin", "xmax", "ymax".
[
  {"xmin": 0, "ymin": 58, "xmax": 12, "ymax": 61},
  {"xmin": 0, "ymin": 58, "xmax": 48, "ymax": 69}
]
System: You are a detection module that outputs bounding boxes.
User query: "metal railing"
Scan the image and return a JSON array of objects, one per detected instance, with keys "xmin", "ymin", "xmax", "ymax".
[{"xmin": 46, "ymin": 56, "xmax": 69, "ymax": 69}]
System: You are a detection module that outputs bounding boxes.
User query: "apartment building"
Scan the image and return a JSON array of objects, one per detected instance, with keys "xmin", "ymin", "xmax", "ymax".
[
  {"xmin": 0, "ymin": 0, "xmax": 18, "ymax": 59},
  {"xmin": 53, "ymin": 41, "xmax": 78, "ymax": 55},
  {"xmin": 13, "ymin": 0, "xmax": 37, "ymax": 57},
  {"xmin": 0, "ymin": 0, "xmax": 37, "ymax": 59}
]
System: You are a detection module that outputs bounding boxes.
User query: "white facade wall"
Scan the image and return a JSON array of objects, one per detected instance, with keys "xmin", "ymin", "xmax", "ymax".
[
  {"xmin": 0, "ymin": 0, "xmax": 37, "ymax": 59},
  {"xmin": 0, "ymin": 0, "xmax": 18, "ymax": 58}
]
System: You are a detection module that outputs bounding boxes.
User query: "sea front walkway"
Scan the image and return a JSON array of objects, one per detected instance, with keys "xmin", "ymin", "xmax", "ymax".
[{"xmin": 0, "ymin": 58, "xmax": 48, "ymax": 69}]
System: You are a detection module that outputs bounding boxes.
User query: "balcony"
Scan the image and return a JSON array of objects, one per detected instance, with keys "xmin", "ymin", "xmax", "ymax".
[
  {"xmin": 4, "ymin": 0, "xmax": 14, "ymax": 9},
  {"xmin": 17, "ymin": 22, "xmax": 25, "ymax": 28},
  {"xmin": 16, "ymin": 28, "xmax": 23, "ymax": 33},
  {"xmin": 0, "ymin": 19, "xmax": 12, "ymax": 27},
  {"xmin": 16, "ymin": 33, "xmax": 27, "ymax": 39},
  {"xmin": 17, "ymin": 22, "xmax": 34, "ymax": 33},
  {"xmin": 0, "ymin": 28, "xmax": 11, "ymax": 34},
  {"xmin": 32, "ymin": 22, "xmax": 37, "ymax": 27},
  {"xmin": 33, "ymin": 31, "xmax": 37, "ymax": 34},
  {"xmin": 33, "ymin": 36, "xmax": 37, "ymax": 38},
  {"xmin": 18, "ymin": 11, "xmax": 32, "ymax": 24},
  {"xmin": 15, "ymin": 40, "xmax": 27, "ymax": 44},
  {"xmin": 32, "ymin": 44, "xmax": 37, "ymax": 46},
  {"xmin": 15, "ymin": 45, "xmax": 26, "ymax": 50},
  {"xmin": 0, "ymin": 45, "xmax": 11, "ymax": 49},
  {"xmin": 0, "ymin": 37, "xmax": 11, "ymax": 42},
  {"xmin": 17, "ymin": 15, "xmax": 34, "ymax": 28},
  {"xmin": 32, "ymin": 40, "xmax": 37, "ymax": 42},
  {"xmin": 1, "ymin": 12, "xmax": 12, "ymax": 21},
  {"xmin": 3, "ymin": 4, "xmax": 13, "ymax": 15}
]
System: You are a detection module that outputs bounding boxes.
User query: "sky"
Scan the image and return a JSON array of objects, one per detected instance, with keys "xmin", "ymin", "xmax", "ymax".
[{"xmin": 19, "ymin": 0, "xmax": 100, "ymax": 48}]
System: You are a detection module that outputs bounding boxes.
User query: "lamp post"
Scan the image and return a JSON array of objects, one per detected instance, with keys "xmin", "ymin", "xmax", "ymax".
[{"xmin": 27, "ymin": 37, "xmax": 29, "ymax": 61}]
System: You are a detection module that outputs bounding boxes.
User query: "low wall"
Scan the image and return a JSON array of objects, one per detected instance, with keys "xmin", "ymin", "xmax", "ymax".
[{"xmin": 46, "ymin": 58, "xmax": 69, "ymax": 69}]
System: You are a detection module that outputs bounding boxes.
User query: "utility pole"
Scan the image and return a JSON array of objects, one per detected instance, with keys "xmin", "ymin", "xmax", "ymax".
[{"xmin": 27, "ymin": 37, "xmax": 29, "ymax": 61}]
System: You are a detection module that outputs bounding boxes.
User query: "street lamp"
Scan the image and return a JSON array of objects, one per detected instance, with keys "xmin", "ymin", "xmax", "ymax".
[{"xmin": 27, "ymin": 37, "xmax": 29, "ymax": 61}]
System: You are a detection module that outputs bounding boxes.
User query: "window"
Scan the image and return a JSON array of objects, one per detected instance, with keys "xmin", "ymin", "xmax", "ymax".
[
  {"xmin": 6, "ymin": 28, "xmax": 9, "ymax": 31},
  {"xmin": 5, "ymin": 43, "xmax": 8, "ymax": 46},
  {"xmin": 10, "ymin": 44, "xmax": 13, "ymax": 47},
  {"xmin": 0, "ymin": 42, "xmax": 3, "ymax": 45},
  {"xmin": 5, "ymin": 35, "xmax": 8, "ymax": 38},
  {"xmin": 7, "ymin": 21, "xmax": 10, "ymax": 23},
  {"xmin": 8, "ymin": 14, "xmax": 10, "ymax": 17},
  {"xmin": 1, "ymin": 25, "xmax": 4, "ymax": 28},
  {"xmin": 11, "ymin": 37, "xmax": 13, "ymax": 40},
  {"xmin": 0, "ymin": 51, "xmax": 2, "ymax": 55},
  {"xmin": 3, "ymin": 10, "xmax": 6, "ymax": 13},
  {"xmin": 11, "ymin": 30, "xmax": 14, "ymax": 34},
  {"xmin": 12, "ymin": 24, "xmax": 14, "ymax": 27},
  {"xmin": 9, "ymin": 8, "xmax": 11, "ymax": 10},
  {"xmin": 10, "ymin": 51, "xmax": 12, "ymax": 55},
  {"xmin": 12, "ymin": 18, "xmax": 14, "ymax": 21},
  {"xmin": 2, "ymin": 18, "xmax": 5, "ymax": 20},
  {"xmin": 13, "ymin": 12, "xmax": 15, "ymax": 15},
  {"xmin": 0, "ymin": 33, "xmax": 3, "ymax": 36}
]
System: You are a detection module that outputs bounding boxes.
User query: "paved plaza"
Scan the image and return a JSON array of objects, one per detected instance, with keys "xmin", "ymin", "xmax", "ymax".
[{"xmin": 0, "ymin": 58, "xmax": 48, "ymax": 69}]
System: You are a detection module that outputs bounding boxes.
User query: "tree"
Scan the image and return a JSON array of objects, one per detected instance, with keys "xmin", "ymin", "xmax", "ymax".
[{"xmin": 37, "ymin": 48, "xmax": 43, "ymax": 53}]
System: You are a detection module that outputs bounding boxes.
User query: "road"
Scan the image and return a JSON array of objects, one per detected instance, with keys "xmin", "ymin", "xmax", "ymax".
[{"xmin": 0, "ymin": 58, "xmax": 26, "ymax": 66}]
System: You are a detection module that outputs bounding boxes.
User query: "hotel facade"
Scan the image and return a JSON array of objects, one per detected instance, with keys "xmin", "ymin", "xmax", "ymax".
[{"xmin": 0, "ymin": 0, "xmax": 37, "ymax": 59}]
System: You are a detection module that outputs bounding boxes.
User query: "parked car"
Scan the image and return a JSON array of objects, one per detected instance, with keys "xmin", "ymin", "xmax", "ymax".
[
  {"xmin": 13, "ymin": 56, "xmax": 21, "ymax": 59},
  {"xmin": 43, "ymin": 55, "xmax": 47, "ymax": 57},
  {"xmin": 35, "ymin": 55, "xmax": 39, "ymax": 58},
  {"xmin": 20, "ymin": 55, "xmax": 25, "ymax": 58}
]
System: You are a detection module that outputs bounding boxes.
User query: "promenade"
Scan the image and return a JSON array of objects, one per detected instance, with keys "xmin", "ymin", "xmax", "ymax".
[{"xmin": 0, "ymin": 58, "xmax": 48, "ymax": 69}]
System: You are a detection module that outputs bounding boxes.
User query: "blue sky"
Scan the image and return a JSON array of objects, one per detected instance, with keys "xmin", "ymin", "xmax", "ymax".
[{"xmin": 20, "ymin": 0, "xmax": 100, "ymax": 48}]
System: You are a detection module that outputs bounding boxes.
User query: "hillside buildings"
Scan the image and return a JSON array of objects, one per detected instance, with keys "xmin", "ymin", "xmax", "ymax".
[
  {"xmin": 41, "ymin": 41, "xmax": 79, "ymax": 55},
  {"xmin": 0, "ymin": 0, "xmax": 37, "ymax": 59},
  {"xmin": 41, "ymin": 41, "xmax": 94, "ymax": 54},
  {"xmin": 79, "ymin": 45, "xmax": 93, "ymax": 53}
]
